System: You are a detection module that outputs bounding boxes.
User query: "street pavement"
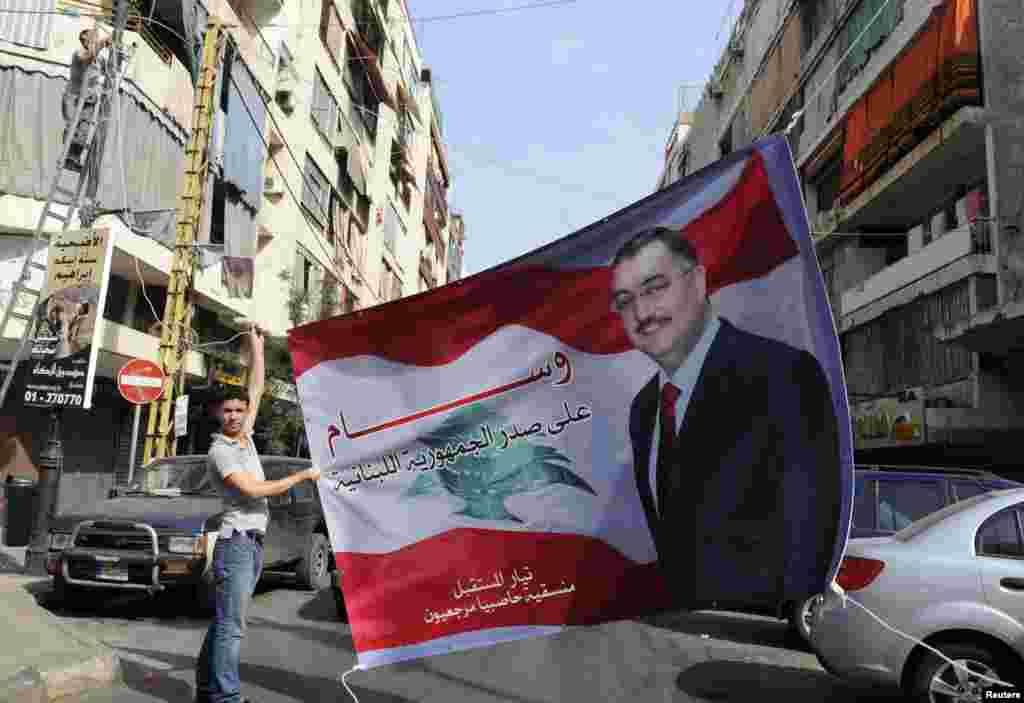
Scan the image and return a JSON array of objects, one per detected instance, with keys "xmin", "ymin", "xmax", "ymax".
[{"xmin": 34, "ymin": 572, "xmax": 906, "ymax": 703}]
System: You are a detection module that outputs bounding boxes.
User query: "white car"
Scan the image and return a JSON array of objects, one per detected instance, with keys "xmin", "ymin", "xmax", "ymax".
[{"xmin": 810, "ymin": 488, "xmax": 1024, "ymax": 702}]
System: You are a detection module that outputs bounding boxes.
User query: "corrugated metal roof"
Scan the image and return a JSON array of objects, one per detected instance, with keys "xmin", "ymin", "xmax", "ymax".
[{"xmin": 0, "ymin": 0, "xmax": 56, "ymax": 50}]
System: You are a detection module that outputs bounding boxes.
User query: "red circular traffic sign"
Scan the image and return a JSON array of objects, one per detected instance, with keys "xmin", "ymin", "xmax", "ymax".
[{"xmin": 117, "ymin": 359, "xmax": 166, "ymax": 404}]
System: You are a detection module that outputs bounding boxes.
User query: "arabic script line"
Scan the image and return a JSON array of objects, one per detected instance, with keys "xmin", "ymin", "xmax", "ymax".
[
  {"xmin": 424, "ymin": 567, "xmax": 577, "ymax": 624},
  {"xmin": 328, "ymin": 352, "xmax": 574, "ymax": 451},
  {"xmin": 329, "ymin": 403, "xmax": 593, "ymax": 492}
]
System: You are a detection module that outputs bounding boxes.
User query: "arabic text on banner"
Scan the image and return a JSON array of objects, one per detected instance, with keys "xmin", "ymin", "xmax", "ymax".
[
  {"xmin": 24, "ymin": 228, "xmax": 115, "ymax": 410},
  {"xmin": 288, "ymin": 135, "xmax": 854, "ymax": 669}
]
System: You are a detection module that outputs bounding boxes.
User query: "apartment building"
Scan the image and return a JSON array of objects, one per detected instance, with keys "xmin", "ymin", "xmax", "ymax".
[
  {"xmin": 658, "ymin": 0, "xmax": 1024, "ymax": 468},
  {"xmin": 0, "ymin": 0, "xmax": 459, "ymax": 508}
]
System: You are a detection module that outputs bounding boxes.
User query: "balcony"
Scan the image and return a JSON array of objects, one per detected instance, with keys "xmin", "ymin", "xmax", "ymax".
[
  {"xmin": 839, "ymin": 106, "xmax": 987, "ymax": 233},
  {"xmin": 840, "ymin": 224, "xmax": 996, "ymax": 331},
  {"xmin": 837, "ymin": 0, "xmax": 980, "ymax": 213}
]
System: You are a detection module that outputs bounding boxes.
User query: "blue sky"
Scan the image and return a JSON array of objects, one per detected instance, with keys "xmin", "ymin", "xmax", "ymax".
[{"xmin": 410, "ymin": 1, "xmax": 734, "ymax": 277}]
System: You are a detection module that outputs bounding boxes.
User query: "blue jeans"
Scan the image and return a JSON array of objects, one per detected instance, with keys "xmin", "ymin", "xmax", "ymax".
[{"xmin": 195, "ymin": 531, "xmax": 263, "ymax": 703}]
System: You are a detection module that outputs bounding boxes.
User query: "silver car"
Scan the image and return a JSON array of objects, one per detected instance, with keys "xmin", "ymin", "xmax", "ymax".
[{"xmin": 810, "ymin": 488, "xmax": 1024, "ymax": 702}]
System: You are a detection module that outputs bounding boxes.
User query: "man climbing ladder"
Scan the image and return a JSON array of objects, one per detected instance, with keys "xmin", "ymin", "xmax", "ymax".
[{"xmin": 62, "ymin": 28, "xmax": 112, "ymax": 171}]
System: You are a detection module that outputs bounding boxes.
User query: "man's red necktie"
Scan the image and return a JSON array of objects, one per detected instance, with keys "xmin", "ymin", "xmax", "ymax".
[{"xmin": 656, "ymin": 382, "xmax": 681, "ymax": 513}]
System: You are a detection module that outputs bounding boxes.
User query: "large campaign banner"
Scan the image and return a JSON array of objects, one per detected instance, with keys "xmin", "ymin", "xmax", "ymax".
[
  {"xmin": 289, "ymin": 135, "xmax": 853, "ymax": 669},
  {"xmin": 24, "ymin": 227, "xmax": 114, "ymax": 410}
]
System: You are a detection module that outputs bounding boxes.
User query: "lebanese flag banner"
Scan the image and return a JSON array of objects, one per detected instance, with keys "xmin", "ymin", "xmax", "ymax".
[{"xmin": 289, "ymin": 136, "xmax": 854, "ymax": 669}]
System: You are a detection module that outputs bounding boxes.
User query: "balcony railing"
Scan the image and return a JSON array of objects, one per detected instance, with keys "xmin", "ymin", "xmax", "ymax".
[{"xmin": 841, "ymin": 224, "xmax": 991, "ymax": 318}]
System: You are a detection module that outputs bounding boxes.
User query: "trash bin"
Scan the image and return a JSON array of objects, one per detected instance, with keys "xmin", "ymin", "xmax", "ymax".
[{"xmin": 4, "ymin": 478, "xmax": 38, "ymax": 547}]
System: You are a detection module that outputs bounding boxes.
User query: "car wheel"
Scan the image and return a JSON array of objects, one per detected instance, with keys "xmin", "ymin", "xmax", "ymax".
[
  {"xmin": 909, "ymin": 642, "xmax": 1016, "ymax": 703},
  {"xmin": 788, "ymin": 595, "xmax": 820, "ymax": 643},
  {"xmin": 295, "ymin": 533, "xmax": 331, "ymax": 591}
]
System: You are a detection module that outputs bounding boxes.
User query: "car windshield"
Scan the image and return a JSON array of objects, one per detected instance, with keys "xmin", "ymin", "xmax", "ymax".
[
  {"xmin": 892, "ymin": 491, "xmax": 997, "ymax": 542},
  {"xmin": 136, "ymin": 458, "xmax": 215, "ymax": 495}
]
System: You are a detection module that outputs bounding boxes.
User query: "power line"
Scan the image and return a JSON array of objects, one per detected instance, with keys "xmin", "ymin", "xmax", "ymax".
[
  {"xmin": 411, "ymin": 0, "xmax": 579, "ymax": 24},
  {"xmin": 448, "ymin": 144, "xmax": 627, "ymax": 203}
]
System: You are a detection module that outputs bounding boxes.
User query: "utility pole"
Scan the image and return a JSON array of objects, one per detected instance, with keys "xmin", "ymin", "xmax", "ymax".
[{"xmin": 141, "ymin": 20, "xmax": 224, "ymax": 466}]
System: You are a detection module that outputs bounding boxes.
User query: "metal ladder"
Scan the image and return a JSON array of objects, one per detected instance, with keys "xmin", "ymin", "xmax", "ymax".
[{"xmin": 0, "ymin": 36, "xmax": 134, "ymax": 410}]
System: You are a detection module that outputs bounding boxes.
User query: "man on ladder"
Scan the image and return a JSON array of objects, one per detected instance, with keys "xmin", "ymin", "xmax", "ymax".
[{"xmin": 62, "ymin": 28, "xmax": 113, "ymax": 171}]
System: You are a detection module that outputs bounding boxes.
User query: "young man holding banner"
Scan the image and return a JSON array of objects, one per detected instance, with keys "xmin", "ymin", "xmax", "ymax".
[
  {"xmin": 195, "ymin": 323, "xmax": 321, "ymax": 703},
  {"xmin": 611, "ymin": 226, "xmax": 841, "ymax": 615}
]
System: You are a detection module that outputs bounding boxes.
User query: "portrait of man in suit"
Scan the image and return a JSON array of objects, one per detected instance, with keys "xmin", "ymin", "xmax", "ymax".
[{"xmin": 610, "ymin": 225, "xmax": 841, "ymax": 615}]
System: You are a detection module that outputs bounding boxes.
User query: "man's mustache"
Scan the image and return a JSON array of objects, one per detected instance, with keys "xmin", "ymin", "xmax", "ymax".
[{"xmin": 636, "ymin": 317, "xmax": 670, "ymax": 335}]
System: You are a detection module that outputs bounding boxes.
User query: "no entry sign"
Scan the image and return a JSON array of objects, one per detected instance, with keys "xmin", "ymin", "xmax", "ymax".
[{"xmin": 117, "ymin": 359, "xmax": 166, "ymax": 404}]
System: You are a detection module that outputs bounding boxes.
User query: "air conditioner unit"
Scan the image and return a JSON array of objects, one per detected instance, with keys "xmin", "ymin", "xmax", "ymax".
[
  {"xmin": 275, "ymin": 87, "xmax": 295, "ymax": 114},
  {"xmin": 264, "ymin": 174, "xmax": 284, "ymax": 196}
]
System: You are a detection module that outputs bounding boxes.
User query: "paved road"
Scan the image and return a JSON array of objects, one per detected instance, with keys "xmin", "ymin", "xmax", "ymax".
[{"xmin": 39, "ymin": 575, "xmax": 904, "ymax": 703}]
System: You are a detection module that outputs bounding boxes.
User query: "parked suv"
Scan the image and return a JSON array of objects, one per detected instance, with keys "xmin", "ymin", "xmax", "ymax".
[
  {"xmin": 789, "ymin": 464, "xmax": 1022, "ymax": 640},
  {"xmin": 43, "ymin": 454, "xmax": 335, "ymax": 610}
]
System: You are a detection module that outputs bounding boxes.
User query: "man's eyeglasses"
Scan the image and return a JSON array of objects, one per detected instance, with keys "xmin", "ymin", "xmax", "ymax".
[{"xmin": 611, "ymin": 266, "xmax": 694, "ymax": 315}]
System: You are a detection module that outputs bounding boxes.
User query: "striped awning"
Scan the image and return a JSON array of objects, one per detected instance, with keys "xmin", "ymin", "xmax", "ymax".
[{"xmin": 0, "ymin": 0, "xmax": 56, "ymax": 49}]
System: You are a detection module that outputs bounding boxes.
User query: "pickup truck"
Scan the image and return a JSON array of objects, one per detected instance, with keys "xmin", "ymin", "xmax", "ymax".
[{"xmin": 42, "ymin": 454, "xmax": 334, "ymax": 611}]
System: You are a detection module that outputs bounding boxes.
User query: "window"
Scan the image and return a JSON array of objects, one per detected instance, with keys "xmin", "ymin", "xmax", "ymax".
[
  {"xmin": 293, "ymin": 247, "xmax": 323, "ymax": 298},
  {"xmin": 944, "ymin": 201, "xmax": 959, "ymax": 232},
  {"xmin": 976, "ymin": 509, "xmax": 1024, "ymax": 558},
  {"xmin": 800, "ymin": 0, "xmax": 828, "ymax": 53},
  {"xmin": 346, "ymin": 62, "xmax": 378, "ymax": 143},
  {"xmin": 133, "ymin": 284, "xmax": 166, "ymax": 334},
  {"xmin": 335, "ymin": 147, "xmax": 356, "ymax": 204},
  {"xmin": 719, "ymin": 124, "xmax": 733, "ymax": 158},
  {"xmin": 320, "ymin": 274, "xmax": 341, "ymax": 319},
  {"xmin": 382, "ymin": 201, "xmax": 404, "ymax": 255},
  {"xmin": 676, "ymin": 150, "xmax": 690, "ymax": 180},
  {"xmin": 877, "ymin": 479, "xmax": 944, "ymax": 532},
  {"xmin": 340, "ymin": 281, "xmax": 358, "ymax": 313},
  {"xmin": 302, "ymin": 155, "xmax": 329, "ymax": 226},
  {"xmin": 953, "ymin": 480, "xmax": 987, "ymax": 502},
  {"xmin": 292, "ymin": 480, "xmax": 315, "ymax": 502},
  {"xmin": 276, "ymin": 42, "xmax": 295, "ymax": 84},
  {"xmin": 319, "ymin": 0, "xmax": 345, "ymax": 70},
  {"xmin": 402, "ymin": 37, "xmax": 418, "ymax": 100},
  {"xmin": 816, "ymin": 156, "xmax": 842, "ymax": 214},
  {"xmin": 311, "ymin": 69, "xmax": 339, "ymax": 141},
  {"xmin": 380, "ymin": 259, "xmax": 402, "ymax": 301},
  {"xmin": 264, "ymin": 463, "xmax": 292, "ymax": 506},
  {"xmin": 853, "ymin": 476, "xmax": 877, "ymax": 530},
  {"xmin": 837, "ymin": 0, "xmax": 905, "ymax": 93},
  {"xmin": 103, "ymin": 274, "xmax": 131, "ymax": 324}
]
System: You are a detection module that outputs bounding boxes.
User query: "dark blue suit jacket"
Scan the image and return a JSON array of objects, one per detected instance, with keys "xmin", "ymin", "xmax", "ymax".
[{"xmin": 628, "ymin": 317, "xmax": 841, "ymax": 613}]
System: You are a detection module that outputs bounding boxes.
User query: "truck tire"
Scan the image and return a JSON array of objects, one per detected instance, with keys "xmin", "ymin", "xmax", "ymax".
[{"xmin": 295, "ymin": 533, "xmax": 331, "ymax": 591}]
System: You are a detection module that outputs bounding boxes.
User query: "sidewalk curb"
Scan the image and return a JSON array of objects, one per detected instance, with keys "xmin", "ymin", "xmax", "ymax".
[
  {"xmin": 0, "ymin": 653, "xmax": 122, "ymax": 703},
  {"xmin": 0, "ymin": 571, "xmax": 123, "ymax": 703}
]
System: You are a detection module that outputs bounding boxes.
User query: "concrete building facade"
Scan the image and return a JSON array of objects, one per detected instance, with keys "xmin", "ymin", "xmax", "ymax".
[
  {"xmin": 0, "ymin": 0, "xmax": 462, "ymax": 511},
  {"xmin": 658, "ymin": 0, "xmax": 1024, "ymax": 468}
]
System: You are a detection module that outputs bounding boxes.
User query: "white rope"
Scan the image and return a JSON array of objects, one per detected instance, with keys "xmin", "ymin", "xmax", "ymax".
[
  {"xmin": 339, "ymin": 663, "xmax": 364, "ymax": 702},
  {"xmin": 832, "ymin": 584, "xmax": 1018, "ymax": 690},
  {"xmin": 771, "ymin": 0, "xmax": 906, "ymax": 139}
]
